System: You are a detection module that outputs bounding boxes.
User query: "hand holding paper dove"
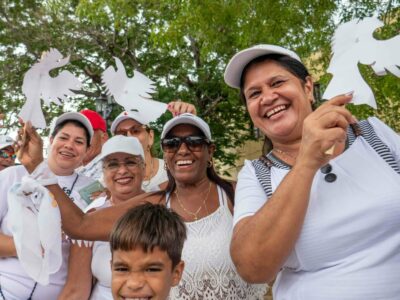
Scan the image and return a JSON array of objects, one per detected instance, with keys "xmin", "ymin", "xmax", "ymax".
[{"xmin": 323, "ymin": 16, "xmax": 400, "ymax": 108}]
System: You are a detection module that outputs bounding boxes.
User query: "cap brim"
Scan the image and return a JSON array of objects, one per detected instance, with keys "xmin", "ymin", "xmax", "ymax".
[
  {"xmin": 53, "ymin": 112, "xmax": 94, "ymax": 142},
  {"xmin": 224, "ymin": 44, "xmax": 302, "ymax": 89},
  {"xmin": 161, "ymin": 115, "xmax": 211, "ymax": 140}
]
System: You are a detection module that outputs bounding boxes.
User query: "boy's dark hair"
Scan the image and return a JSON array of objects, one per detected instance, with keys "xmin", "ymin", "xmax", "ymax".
[
  {"xmin": 110, "ymin": 203, "xmax": 187, "ymax": 268},
  {"xmin": 51, "ymin": 120, "xmax": 91, "ymax": 147}
]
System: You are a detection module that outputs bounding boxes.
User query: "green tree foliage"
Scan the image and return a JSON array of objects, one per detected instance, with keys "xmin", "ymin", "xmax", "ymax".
[{"xmin": 0, "ymin": 0, "xmax": 398, "ymax": 172}]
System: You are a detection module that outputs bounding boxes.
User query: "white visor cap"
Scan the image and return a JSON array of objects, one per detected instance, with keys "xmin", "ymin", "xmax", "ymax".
[
  {"xmin": 224, "ymin": 44, "xmax": 302, "ymax": 89},
  {"xmin": 161, "ymin": 113, "xmax": 211, "ymax": 141},
  {"xmin": 51, "ymin": 112, "xmax": 94, "ymax": 143},
  {"xmin": 98, "ymin": 135, "xmax": 144, "ymax": 161}
]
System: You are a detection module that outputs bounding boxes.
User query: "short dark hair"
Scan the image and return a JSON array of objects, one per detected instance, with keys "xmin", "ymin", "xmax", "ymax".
[
  {"xmin": 51, "ymin": 120, "xmax": 91, "ymax": 147},
  {"xmin": 110, "ymin": 203, "xmax": 187, "ymax": 268}
]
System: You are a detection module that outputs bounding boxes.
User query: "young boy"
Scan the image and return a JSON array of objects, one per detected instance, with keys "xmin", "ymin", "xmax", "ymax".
[{"xmin": 110, "ymin": 203, "xmax": 186, "ymax": 300}]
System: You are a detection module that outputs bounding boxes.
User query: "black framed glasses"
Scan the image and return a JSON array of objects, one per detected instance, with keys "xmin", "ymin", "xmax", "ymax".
[
  {"xmin": 0, "ymin": 149, "xmax": 16, "ymax": 160},
  {"xmin": 161, "ymin": 136, "xmax": 210, "ymax": 153}
]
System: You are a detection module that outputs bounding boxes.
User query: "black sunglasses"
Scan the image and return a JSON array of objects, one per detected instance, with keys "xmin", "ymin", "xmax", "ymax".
[{"xmin": 161, "ymin": 136, "xmax": 210, "ymax": 153}]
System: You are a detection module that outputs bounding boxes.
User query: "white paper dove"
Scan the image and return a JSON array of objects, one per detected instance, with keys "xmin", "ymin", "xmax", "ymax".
[
  {"xmin": 102, "ymin": 57, "xmax": 167, "ymax": 124},
  {"xmin": 20, "ymin": 48, "xmax": 82, "ymax": 128},
  {"xmin": 7, "ymin": 176, "xmax": 62, "ymax": 285},
  {"xmin": 323, "ymin": 16, "xmax": 400, "ymax": 108}
]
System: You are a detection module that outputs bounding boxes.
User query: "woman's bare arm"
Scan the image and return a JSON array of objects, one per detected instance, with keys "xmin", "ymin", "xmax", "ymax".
[
  {"xmin": 58, "ymin": 244, "xmax": 93, "ymax": 300},
  {"xmin": 48, "ymin": 185, "xmax": 162, "ymax": 241}
]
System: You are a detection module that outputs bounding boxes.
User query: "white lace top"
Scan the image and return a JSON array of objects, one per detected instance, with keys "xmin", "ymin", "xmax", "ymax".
[{"xmin": 166, "ymin": 185, "xmax": 267, "ymax": 299}]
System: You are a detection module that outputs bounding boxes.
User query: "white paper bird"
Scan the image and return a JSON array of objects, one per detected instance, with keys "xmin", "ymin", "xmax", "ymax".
[
  {"xmin": 20, "ymin": 48, "xmax": 82, "ymax": 128},
  {"xmin": 7, "ymin": 176, "xmax": 62, "ymax": 285},
  {"xmin": 323, "ymin": 16, "xmax": 400, "ymax": 108},
  {"xmin": 102, "ymin": 57, "xmax": 167, "ymax": 124}
]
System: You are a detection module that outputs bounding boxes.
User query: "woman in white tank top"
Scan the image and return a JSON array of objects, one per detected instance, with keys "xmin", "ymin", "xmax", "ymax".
[{"xmin": 158, "ymin": 114, "xmax": 267, "ymax": 299}]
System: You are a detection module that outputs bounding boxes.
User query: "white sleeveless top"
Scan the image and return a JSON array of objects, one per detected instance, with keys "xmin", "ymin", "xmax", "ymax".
[{"xmin": 166, "ymin": 186, "xmax": 267, "ymax": 299}]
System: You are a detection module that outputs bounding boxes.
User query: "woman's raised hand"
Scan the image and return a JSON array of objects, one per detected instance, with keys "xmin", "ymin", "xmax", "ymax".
[
  {"xmin": 14, "ymin": 119, "xmax": 44, "ymax": 173},
  {"xmin": 168, "ymin": 100, "xmax": 197, "ymax": 116},
  {"xmin": 297, "ymin": 93, "xmax": 356, "ymax": 171}
]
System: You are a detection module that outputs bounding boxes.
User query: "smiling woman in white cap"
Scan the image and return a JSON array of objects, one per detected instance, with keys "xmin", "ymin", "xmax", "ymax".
[
  {"xmin": 0, "ymin": 112, "xmax": 95, "ymax": 300},
  {"xmin": 59, "ymin": 135, "xmax": 146, "ymax": 300},
  {"xmin": 224, "ymin": 44, "xmax": 400, "ymax": 300}
]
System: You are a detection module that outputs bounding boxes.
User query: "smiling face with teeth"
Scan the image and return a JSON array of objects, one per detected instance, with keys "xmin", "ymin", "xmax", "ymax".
[
  {"xmin": 243, "ymin": 59, "xmax": 314, "ymax": 147},
  {"xmin": 163, "ymin": 124, "xmax": 214, "ymax": 185},
  {"xmin": 111, "ymin": 247, "xmax": 184, "ymax": 300},
  {"xmin": 48, "ymin": 122, "xmax": 89, "ymax": 176},
  {"xmin": 103, "ymin": 152, "xmax": 145, "ymax": 203}
]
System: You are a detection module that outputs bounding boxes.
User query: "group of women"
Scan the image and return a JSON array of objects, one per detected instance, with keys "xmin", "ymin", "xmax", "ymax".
[{"xmin": 0, "ymin": 43, "xmax": 399, "ymax": 300}]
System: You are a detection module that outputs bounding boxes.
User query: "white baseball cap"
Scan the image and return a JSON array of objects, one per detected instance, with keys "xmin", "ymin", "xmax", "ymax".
[
  {"xmin": 111, "ymin": 111, "xmax": 151, "ymax": 135},
  {"xmin": 161, "ymin": 113, "xmax": 211, "ymax": 140},
  {"xmin": 224, "ymin": 44, "xmax": 302, "ymax": 89},
  {"xmin": 98, "ymin": 135, "xmax": 144, "ymax": 161},
  {"xmin": 0, "ymin": 135, "xmax": 14, "ymax": 150},
  {"xmin": 51, "ymin": 112, "xmax": 94, "ymax": 142}
]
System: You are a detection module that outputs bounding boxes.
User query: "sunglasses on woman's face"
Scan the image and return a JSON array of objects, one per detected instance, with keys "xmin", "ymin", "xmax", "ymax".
[
  {"xmin": 0, "ymin": 149, "xmax": 16, "ymax": 160},
  {"xmin": 161, "ymin": 136, "xmax": 210, "ymax": 153}
]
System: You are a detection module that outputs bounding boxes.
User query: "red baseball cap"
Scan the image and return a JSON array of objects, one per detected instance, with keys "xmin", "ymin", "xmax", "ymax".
[{"xmin": 80, "ymin": 109, "xmax": 107, "ymax": 132}]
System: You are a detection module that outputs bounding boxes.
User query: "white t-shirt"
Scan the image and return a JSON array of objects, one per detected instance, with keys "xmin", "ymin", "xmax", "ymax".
[
  {"xmin": 81, "ymin": 197, "xmax": 112, "ymax": 300},
  {"xmin": 234, "ymin": 117, "xmax": 400, "ymax": 300},
  {"xmin": 0, "ymin": 165, "xmax": 93, "ymax": 300},
  {"xmin": 141, "ymin": 158, "xmax": 168, "ymax": 192}
]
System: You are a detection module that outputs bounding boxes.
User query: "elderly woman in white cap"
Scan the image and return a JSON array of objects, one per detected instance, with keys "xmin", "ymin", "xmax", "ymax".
[
  {"xmin": 111, "ymin": 101, "xmax": 196, "ymax": 192},
  {"xmin": 224, "ymin": 44, "xmax": 400, "ymax": 300},
  {"xmin": 0, "ymin": 112, "xmax": 95, "ymax": 299},
  {"xmin": 16, "ymin": 113, "xmax": 267, "ymax": 299},
  {"xmin": 59, "ymin": 135, "xmax": 146, "ymax": 300},
  {"xmin": 0, "ymin": 135, "xmax": 16, "ymax": 171}
]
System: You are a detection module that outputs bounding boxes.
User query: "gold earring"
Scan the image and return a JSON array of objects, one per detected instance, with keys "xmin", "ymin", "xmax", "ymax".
[
  {"xmin": 207, "ymin": 160, "xmax": 213, "ymax": 168},
  {"xmin": 164, "ymin": 162, "xmax": 168, "ymax": 170}
]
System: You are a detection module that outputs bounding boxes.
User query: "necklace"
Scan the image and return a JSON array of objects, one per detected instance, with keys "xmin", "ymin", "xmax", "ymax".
[
  {"xmin": 273, "ymin": 148, "xmax": 297, "ymax": 159},
  {"xmin": 175, "ymin": 181, "xmax": 212, "ymax": 221},
  {"xmin": 142, "ymin": 157, "xmax": 155, "ymax": 188}
]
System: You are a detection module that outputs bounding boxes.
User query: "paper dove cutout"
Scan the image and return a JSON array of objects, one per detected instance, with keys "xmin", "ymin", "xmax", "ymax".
[
  {"xmin": 323, "ymin": 16, "xmax": 400, "ymax": 109},
  {"xmin": 7, "ymin": 176, "xmax": 62, "ymax": 285},
  {"xmin": 102, "ymin": 57, "xmax": 167, "ymax": 124},
  {"xmin": 20, "ymin": 48, "xmax": 82, "ymax": 128}
]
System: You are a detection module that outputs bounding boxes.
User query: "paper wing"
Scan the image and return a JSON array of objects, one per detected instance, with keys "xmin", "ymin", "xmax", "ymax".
[
  {"xmin": 102, "ymin": 57, "xmax": 167, "ymax": 122},
  {"xmin": 40, "ymin": 70, "xmax": 82, "ymax": 106}
]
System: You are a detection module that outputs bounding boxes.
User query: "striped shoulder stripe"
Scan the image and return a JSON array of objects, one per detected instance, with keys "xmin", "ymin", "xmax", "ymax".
[
  {"xmin": 359, "ymin": 120, "xmax": 400, "ymax": 174},
  {"xmin": 252, "ymin": 159, "xmax": 273, "ymax": 198}
]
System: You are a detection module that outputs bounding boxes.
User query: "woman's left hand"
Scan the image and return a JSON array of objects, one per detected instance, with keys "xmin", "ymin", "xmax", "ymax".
[
  {"xmin": 168, "ymin": 100, "xmax": 197, "ymax": 116},
  {"xmin": 14, "ymin": 120, "xmax": 44, "ymax": 173}
]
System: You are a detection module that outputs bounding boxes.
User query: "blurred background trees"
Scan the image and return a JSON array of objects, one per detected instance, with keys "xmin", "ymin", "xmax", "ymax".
[{"xmin": 0, "ymin": 0, "xmax": 398, "ymax": 173}]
